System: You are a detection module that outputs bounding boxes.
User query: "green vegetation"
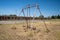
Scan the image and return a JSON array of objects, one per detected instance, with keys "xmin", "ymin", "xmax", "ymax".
[
  {"xmin": 51, "ymin": 15, "xmax": 60, "ymax": 19},
  {"xmin": 39, "ymin": 14, "xmax": 60, "ymax": 19},
  {"xmin": 9, "ymin": 14, "xmax": 17, "ymax": 16}
]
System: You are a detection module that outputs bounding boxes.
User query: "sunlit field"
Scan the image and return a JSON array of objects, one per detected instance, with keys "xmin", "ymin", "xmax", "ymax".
[{"xmin": 0, "ymin": 19, "xmax": 60, "ymax": 40}]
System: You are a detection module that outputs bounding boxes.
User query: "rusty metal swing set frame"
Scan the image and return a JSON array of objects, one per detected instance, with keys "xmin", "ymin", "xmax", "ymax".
[{"xmin": 19, "ymin": 4, "xmax": 49, "ymax": 31}]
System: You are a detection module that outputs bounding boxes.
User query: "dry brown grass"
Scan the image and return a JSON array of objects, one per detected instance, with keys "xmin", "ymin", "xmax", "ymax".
[{"xmin": 0, "ymin": 19, "xmax": 60, "ymax": 40}]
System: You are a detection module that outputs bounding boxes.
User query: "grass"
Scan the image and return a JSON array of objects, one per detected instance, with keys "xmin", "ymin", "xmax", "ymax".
[
  {"xmin": 0, "ymin": 19, "xmax": 60, "ymax": 40},
  {"xmin": 55, "ymin": 32, "xmax": 60, "ymax": 40}
]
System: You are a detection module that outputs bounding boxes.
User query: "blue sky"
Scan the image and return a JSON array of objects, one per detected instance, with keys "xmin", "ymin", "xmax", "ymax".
[{"xmin": 0, "ymin": 0, "xmax": 60, "ymax": 17}]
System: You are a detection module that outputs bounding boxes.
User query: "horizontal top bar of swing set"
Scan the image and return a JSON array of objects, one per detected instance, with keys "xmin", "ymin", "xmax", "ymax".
[{"xmin": 22, "ymin": 5, "xmax": 39, "ymax": 10}]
